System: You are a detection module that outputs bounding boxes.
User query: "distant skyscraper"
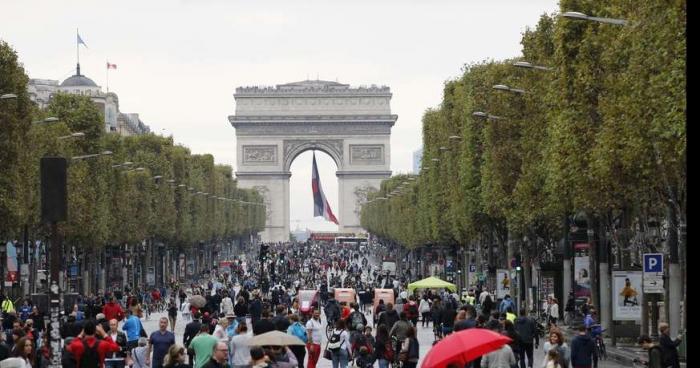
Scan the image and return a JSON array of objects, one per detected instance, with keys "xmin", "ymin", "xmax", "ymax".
[{"xmin": 413, "ymin": 148, "xmax": 423, "ymax": 173}]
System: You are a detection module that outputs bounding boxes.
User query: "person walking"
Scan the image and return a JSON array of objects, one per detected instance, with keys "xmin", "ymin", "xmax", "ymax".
[
  {"xmin": 305, "ymin": 310, "xmax": 323, "ymax": 368},
  {"xmin": 570, "ymin": 325, "xmax": 594, "ymax": 368},
  {"xmin": 658, "ymin": 322, "xmax": 682, "ymax": 368},
  {"xmin": 168, "ymin": 299, "xmax": 179, "ymax": 333},
  {"xmin": 67, "ymin": 320, "xmax": 121, "ymax": 368},
  {"xmin": 398, "ymin": 327, "xmax": 419, "ymax": 368},
  {"xmin": 542, "ymin": 330, "xmax": 569, "ymax": 368},
  {"xmin": 163, "ymin": 344, "xmax": 190, "ymax": 368},
  {"xmin": 201, "ymin": 341, "xmax": 231, "ymax": 368},
  {"xmin": 191, "ymin": 324, "xmax": 220, "ymax": 368},
  {"xmin": 514, "ymin": 309, "xmax": 539, "ymax": 368},
  {"xmin": 130, "ymin": 338, "xmax": 150, "ymax": 368},
  {"xmin": 327, "ymin": 319, "xmax": 350, "ymax": 368},
  {"xmin": 184, "ymin": 313, "xmax": 204, "ymax": 366},
  {"xmin": 229, "ymin": 323, "xmax": 251, "ymax": 368},
  {"xmin": 637, "ymin": 335, "xmax": 664, "ymax": 368},
  {"xmin": 286, "ymin": 315, "xmax": 306, "ymax": 368},
  {"xmin": 105, "ymin": 319, "xmax": 128, "ymax": 368},
  {"xmin": 418, "ymin": 296, "xmax": 431, "ymax": 328},
  {"xmin": 147, "ymin": 317, "xmax": 177, "ymax": 368}
]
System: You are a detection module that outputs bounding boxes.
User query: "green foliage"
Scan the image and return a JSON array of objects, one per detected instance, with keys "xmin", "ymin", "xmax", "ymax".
[{"xmin": 361, "ymin": 1, "xmax": 685, "ymax": 257}]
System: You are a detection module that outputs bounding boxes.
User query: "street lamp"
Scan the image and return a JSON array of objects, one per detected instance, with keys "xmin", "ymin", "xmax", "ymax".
[
  {"xmin": 71, "ymin": 150, "xmax": 113, "ymax": 161},
  {"xmin": 448, "ymin": 135, "xmax": 461, "ymax": 141},
  {"xmin": 57, "ymin": 132, "xmax": 85, "ymax": 140},
  {"xmin": 472, "ymin": 111, "xmax": 503, "ymax": 120},
  {"xmin": 0, "ymin": 93, "xmax": 17, "ymax": 100},
  {"xmin": 561, "ymin": 11, "xmax": 627, "ymax": 25},
  {"xmin": 513, "ymin": 61, "xmax": 552, "ymax": 71},
  {"xmin": 493, "ymin": 84, "xmax": 527, "ymax": 94},
  {"xmin": 32, "ymin": 117, "xmax": 60, "ymax": 124}
]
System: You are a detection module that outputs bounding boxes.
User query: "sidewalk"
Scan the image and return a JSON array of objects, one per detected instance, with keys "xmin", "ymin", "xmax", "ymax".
[{"xmin": 559, "ymin": 326, "xmax": 687, "ymax": 368}]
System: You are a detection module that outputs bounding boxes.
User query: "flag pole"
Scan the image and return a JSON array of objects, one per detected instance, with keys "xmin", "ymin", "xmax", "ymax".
[
  {"xmin": 76, "ymin": 28, "xmax": 79, "ymax": 68},
  {"xmin": 106, "ymin": 61, "xmax": 109, "ymax": 92}
]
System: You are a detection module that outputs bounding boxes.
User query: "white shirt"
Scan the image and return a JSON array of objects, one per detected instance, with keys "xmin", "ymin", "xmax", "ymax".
[
  {"xmin": 306, "ymin": 318, "xmax": 323, "ymax": 344},
  {"xmin": 331, "ymin": 329, "xmax": 351, "ymax": 351},
  {"xmin": 230, "ymin": 334, "xmax": 252, "ymax": 366},
  {"xmin": 221, "ymin": 297, "xmax": 234, "ymax": 315}
]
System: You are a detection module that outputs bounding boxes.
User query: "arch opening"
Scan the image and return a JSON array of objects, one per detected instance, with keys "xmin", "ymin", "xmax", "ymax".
[{"xmin": 288, "ymin": 149, "xmax": 340, "ymax": 236}]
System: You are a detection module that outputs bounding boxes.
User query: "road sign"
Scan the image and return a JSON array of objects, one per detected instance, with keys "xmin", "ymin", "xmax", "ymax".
[
  {"xmin": 643, "ymin": 253, "xmax": 663, "ymax": 273},
  {"xmin": 469, "ymin": 264, "xmax": 476, "ymax": 273},
  {"xmin": 643, "ymin": 253, "xmax": 664, "ymax": 294}
]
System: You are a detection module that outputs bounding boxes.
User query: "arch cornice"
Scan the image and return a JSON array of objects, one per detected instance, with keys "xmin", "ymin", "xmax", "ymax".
[{"xmin": 283, "ymin": 139, "xmax": 343, "ymax": 172}]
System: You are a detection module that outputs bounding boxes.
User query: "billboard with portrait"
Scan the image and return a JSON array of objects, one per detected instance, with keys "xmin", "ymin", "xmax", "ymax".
[
  {"xmin": 574, "ymin": 256, "xmax": 591, "ymax": 298},
  {"xmin": 497, "ymin": 269, "xmax": 511, "ymax": 299},
  {"xmin": 613, "ymin": 271, "xmax": 642, "ymax": 321}
]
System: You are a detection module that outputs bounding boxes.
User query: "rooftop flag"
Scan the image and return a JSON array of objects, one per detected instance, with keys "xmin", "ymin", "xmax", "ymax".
[
  {"xmin": 77, "ymin": 32, "xmax": 88, "ymax": 48},
  {"xmin": 311, "ymin": 152, "xmax": 338, "ymax": 225},
  {"xmin": 107, "ymin": 62, "xmax": 117, "ymax": 69}
]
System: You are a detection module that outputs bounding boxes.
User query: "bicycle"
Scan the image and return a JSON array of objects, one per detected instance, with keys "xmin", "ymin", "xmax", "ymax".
[{"xmin": 590, "ymin": 324, "xmax": 607, "ymax": 362}]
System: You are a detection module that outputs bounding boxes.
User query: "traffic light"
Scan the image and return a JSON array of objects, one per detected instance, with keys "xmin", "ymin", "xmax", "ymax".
[{"xmin": 259, "ymin": 244, "xmax": 269, "ymax": 261}]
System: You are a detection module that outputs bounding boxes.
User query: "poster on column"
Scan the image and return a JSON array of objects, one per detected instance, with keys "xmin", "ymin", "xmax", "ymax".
[
  {"xmin": 612, "ymin": 271, "xmax": 642, "ymax": 321},
  {"xmin": 497, "ymin": 269, "xmax": 510, "ymax": 299},
  {"xmin": 574, "ymin": 256, "xmax": 591, "ymax": 298}
]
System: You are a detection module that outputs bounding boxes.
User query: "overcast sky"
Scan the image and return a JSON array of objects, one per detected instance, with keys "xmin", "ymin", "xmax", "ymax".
[{"xmin": 2, "ymin": 0, "xmax": 559, "ymax": 232}]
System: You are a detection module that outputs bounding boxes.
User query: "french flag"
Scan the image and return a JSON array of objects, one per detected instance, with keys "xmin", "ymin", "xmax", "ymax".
[{"xmin": 311, "ymin": 152, "xmax": 338, "ymax": 224}]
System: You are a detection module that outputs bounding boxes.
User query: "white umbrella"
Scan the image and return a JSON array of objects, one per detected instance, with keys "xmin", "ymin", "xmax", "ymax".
[{"xmin": 247, "ymin": 330, "xmax": 305, "ymax": 346}]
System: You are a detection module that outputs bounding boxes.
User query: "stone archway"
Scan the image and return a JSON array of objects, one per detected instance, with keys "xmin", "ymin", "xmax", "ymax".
[{"xmin": 230, "ymin": 80, "xmax": 397, "ymax": 242}]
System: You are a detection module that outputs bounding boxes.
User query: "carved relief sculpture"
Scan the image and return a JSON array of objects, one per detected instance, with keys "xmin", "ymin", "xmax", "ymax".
[
  {"xmin": 242, "ymin": 145, "xmax": 278, "ymax": 164},
  {"xmin": 350, "ymin": 145, "xmax": 384, "ymax": 165}
]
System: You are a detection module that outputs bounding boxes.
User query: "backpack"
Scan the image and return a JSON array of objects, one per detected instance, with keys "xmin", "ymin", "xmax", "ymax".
[
  {"xmin": 290, "ymin": 323, "xmax": 307, "ymax": 343},
  {"xmin": 350, "ymin": 312, "xmax": 365, "ymax": 331},
  {"xmin": 79, "ymin": 339, "xmax": 100, "ymax": 368},
  {"xmin": 352, "ymin": 334, "xmax": 374, "ymax": 355},
  {"xmin": 555, "ymin": 345, "xmax": 569, "ymax": 368},
  {"xmin": 327, "ymin": 330, "xmax": 343, "ymax": 351},
  {"xmin": 408, "ymin": 303, "xmax": 418, "ymax": 318},
  {"xmin": 383, "ymin": 339, "xmax": 395, "ymax": 361}
]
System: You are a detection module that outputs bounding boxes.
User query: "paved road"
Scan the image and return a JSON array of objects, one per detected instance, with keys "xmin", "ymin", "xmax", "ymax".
[{"xmin": 139, "ymin": 310, "xmax": 629, "ymax": 368}]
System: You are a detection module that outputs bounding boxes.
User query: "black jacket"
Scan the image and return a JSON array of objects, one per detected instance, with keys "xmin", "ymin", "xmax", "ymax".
[
  {"xmin": 378, "ymin": 310, "xmax": 400, "ymax": 331},
  {"xmin": 183, "ymin": 320, "xmax": 201, "ymax": 348},
  {"xmin": 514, "ymin": 316, "xmax": 539, "ymax": 345},
  {"xmin": 659, "ymin": 333, "xmax": 681, "ymax": 367},
  {"xmin": 254, "ymin": 318, "xmax": 276, "ymax": 336},
  {"xmin": 570, "ymin": 334, "xmax": 595, "ymax": 366}
]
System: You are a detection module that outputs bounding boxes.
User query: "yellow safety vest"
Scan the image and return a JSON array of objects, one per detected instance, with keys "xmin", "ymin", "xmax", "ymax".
[
  {"xmin": 1, "ymin": 299, "xmax": 14, "ymax": 313},
  {"xmin": 506, "ymin": 312, "xmax": 516, "ymax": 323}
]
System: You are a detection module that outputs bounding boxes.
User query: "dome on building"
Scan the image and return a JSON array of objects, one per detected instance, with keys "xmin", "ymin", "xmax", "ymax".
[{"xmin": 60, "ymin": 64, "xmax": 98, "ymax": 87}]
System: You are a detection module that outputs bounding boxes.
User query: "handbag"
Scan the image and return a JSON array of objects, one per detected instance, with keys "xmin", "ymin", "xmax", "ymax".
[{"xmin": 323, "ymin": 348, "xmax": 332, "ymax": 360}]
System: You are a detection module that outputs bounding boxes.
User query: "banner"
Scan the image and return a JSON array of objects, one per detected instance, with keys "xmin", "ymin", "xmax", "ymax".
[
  {"xmin": 574, "ymin": 256, "xmax": 591, "ymax": 298},
  {"xmin": 497, "ymin": 269, "xmax": 511, "ymax": 298},
  {"xmin": 612, "ymin": 271, "xmax": 642, "ymax": 321},
  {"xmin": 5, "ymin": 241, "xmax": 18, "ymax": 283}
]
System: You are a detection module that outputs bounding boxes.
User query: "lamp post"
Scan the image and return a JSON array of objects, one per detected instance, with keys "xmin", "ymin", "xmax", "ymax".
[{"xmin": 560, "ymin": 11, "xmax": 628, "ymax": 25}]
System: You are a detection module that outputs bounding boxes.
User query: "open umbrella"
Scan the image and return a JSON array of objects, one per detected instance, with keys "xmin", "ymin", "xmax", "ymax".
[
  {"xmin": 421, "ymin": 328, "xmax": 512, "ymax": 368},
  {"xmin": 247, "ymin": 330, "xmax": 305, "ymax": 346},
  {"xmin": 189, "ymin": 295, "xmax": 206, "ymax": 308}
]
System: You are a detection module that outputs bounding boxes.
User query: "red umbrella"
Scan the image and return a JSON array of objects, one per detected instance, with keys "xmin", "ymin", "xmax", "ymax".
[{"xmin": 421, "ymin": 328, "xmax": 512, "ymax": 368}]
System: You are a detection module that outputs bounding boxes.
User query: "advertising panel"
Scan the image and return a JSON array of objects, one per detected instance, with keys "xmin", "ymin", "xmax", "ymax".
[
  {"xmin": 574, "ymin": 256, "xmax": 591, "ymax": 298},
  {"xmin": 612, "ymin": 271, "xmax": 642, "ymax": 321},
  {"xmin": 497, "ymin": 269, "xmax": 511, "ymax": 299}
]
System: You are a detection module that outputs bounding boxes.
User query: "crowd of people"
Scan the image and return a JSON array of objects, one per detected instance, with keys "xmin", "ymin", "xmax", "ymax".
[{"xmin": 0, "ymin": 240, "xmax": 683, "ymax": 368}]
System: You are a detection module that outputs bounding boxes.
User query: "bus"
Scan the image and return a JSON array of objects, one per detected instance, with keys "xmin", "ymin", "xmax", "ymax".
[{"xmin": 334, "ymin": 236, "xmax": 368, "ymax": 246}]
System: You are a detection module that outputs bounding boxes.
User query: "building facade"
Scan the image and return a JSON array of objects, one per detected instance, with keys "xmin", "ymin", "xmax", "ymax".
[
  {"xmin": 413, "ymin": 147, "xmax": 423, "ymax": 174},
  {"xmin": 27, "ymin": 64, "xmax": 150, "ymax": 136}
]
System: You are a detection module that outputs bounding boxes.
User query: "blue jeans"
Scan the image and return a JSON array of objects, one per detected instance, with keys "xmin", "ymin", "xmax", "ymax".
[
  {"xmin": 378, "ymin": 358, "xmax": 390, "ymax": 368},
  {"xmin": 331, "ymin": 348, "xmax": 349, "ymax": 368}
]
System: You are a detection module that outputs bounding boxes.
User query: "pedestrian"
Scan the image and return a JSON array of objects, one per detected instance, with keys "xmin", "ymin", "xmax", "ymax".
[
  {"xmin": 327, "ymin": 319, "xmax": 350, "ymax": 368},
  {"xmin": 249, "ymin": 347, "xmax": 269, "ymax": 368},
  {"xmin": 286, "ymin": 315, "xmax": 306, "ymax": 368},
  {"xmin": 419, "ymin": 295, "xmax": 431, "ymax": 328},
  {"xmin": 163, "ymin": 344, "xmax": 190, "ymax": 368},
  {"xmin": 305, "ymin": 310, "xmax": 323, "ymax": 368},
  {"xmin": 168, "ymin": 299, "xmax": 179, "ymax": 333},
  {"xmin": 544, "ymin": 349, "xmax": 562, "ymax": 368},
  {"xmin": 130, "ymin": 337, "xmax": 150, "ymax": 368},
  {"xmin": 514, "ymin": 309, "xmax": 538, "ymax": 368},
  {"xmin": 229, "ymin": 323, "xmax": 251, "ymax": 368},
  {"xmin": 547, "ymin": 298, "xmax": 559, "ymax": 327},
  {"xmin": 148, "ymin": 317, "xmax": 177, "ymax": 368},
  {"xmin": 191, "ymin": 324, "xmax": 220, "ymax": 368},
  {"xmin": 103, "ymin": 296, "xmax": 125, "ymax": 322},
  {"xmin": 658, "ymin": 322, "xmax": 682, "ymax": 368},
  {"xmin": 480, "ymin": 323, "xmax": 516, "ymax": 368},
  {"xmin": 66, "ymin": 320, "xmax": 121, "ymax": 368},
  {"xmin": 263, "ymin": 345, "xmax": 298, "ymax": 368},
  {"xmin": 184, "ymin": 313, "xmax": 204, "ymax": 366},
  {"xmin": 637, "ymin": 335, "xmax": 664, "ymax": 368},
  {"xmin": 377, "ymin": 303, "xmax": 399, "ymax": 332},
  {"xmin": 214, "ymin": 318, "xmax": 230, "ymax": 341},
  {"xmin": 122, "ymin": 306, "xmax": 145, "ymax": 351},
  {"xmin": 201, "ymin": 341, "xmax": 230, "ymax": 368},
  {"xmin": 398, "ymin": 327, "xmax": 419, "ymax": 368},
  {"xmin": 105, "ymin": 318, "xmax": 128, "ymax": 368},
  {"xmin": 542, "ymin": 330, "xmax": 569, "ymax": 368},
  {"xmin": 570, "ymin": 325, "xmax": 594, "ymax": 368}
]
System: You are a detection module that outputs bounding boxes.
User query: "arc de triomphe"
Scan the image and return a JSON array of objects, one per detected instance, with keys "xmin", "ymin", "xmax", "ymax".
[{"xmin": 229, "ymin": 80, "xmax": 397, "ymax": 242}]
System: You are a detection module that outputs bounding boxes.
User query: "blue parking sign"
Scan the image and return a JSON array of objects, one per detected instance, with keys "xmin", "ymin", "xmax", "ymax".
[{"xmin": 643, "ymin": 253, "xmax": 663, "ymax": 273}]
